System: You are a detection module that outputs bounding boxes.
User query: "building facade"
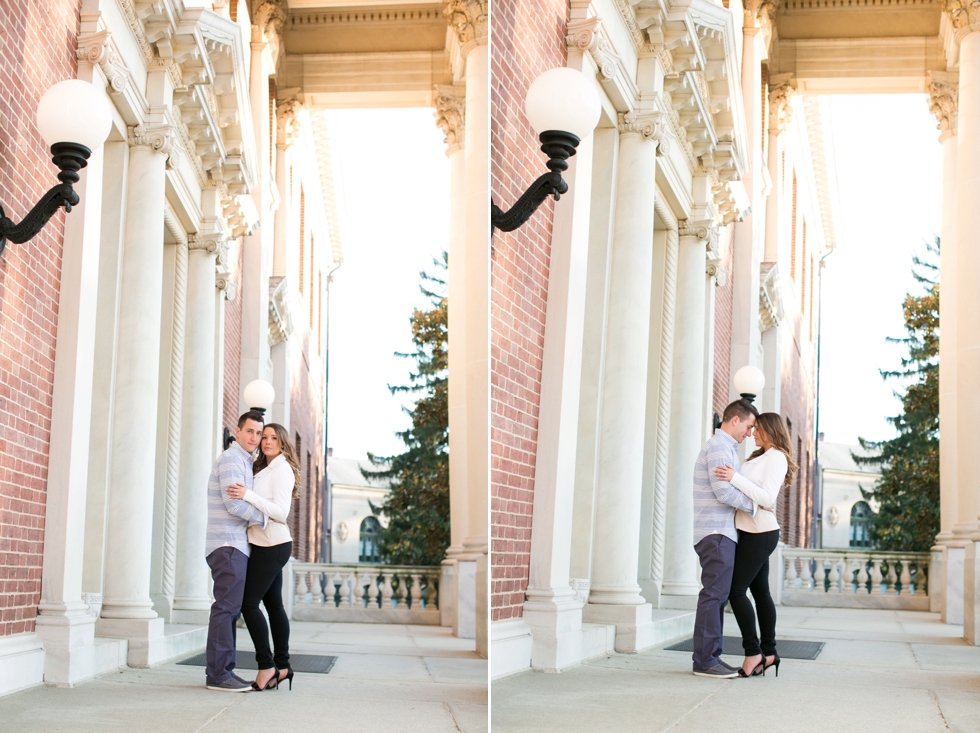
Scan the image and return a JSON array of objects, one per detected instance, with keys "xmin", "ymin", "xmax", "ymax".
[
  {"xmin": 489, "ymin": 0, "xmax": 980, "ymax": 680},
  {"xmin": 0, "ymin": 0, "xmax": 489, "ymax": 696},
  {"xmin": 327, "ymin": 456, "xmax": 390, "ymax": 564},
  {"xmin": 818, "ymin": 441, "xmax": 881, "ymax": 550}
]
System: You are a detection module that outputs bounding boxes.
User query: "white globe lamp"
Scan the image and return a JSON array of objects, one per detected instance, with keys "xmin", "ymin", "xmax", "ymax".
[
  {"xmin": 733, "ymin": 365, "xmax": 766, "ymax": 403},
  {"xmin": 243, "ymin": 379, "xmax": 276, "ymax": 417},
  {"xmin": 525, "ymin": 67, "xmax": 601, "ymax": 140}
]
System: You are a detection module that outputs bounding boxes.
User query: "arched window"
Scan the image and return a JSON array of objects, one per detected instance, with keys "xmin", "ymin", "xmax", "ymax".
[
  {"xmin": 850, "ymin": 501, "xmax": 873, "ymax": 548},
  {"xmin": 359, "ymin": 516, "xmax": 382, "ymax": 563}
]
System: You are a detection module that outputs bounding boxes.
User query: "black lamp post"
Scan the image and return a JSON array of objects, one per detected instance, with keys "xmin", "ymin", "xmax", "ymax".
[
  {"xmin": 491, "ymin": 67, "xmax": 600, "ymax": 234},
  {"xmin": 0, "ymin": 80, "xmax": 111, "ymax": 255}
]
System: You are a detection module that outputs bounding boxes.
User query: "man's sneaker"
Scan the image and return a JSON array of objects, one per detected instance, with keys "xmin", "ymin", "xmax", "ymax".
[
  {"xmin": 717, "ymin": 659, "xmax": 739, "ymax": 672},
  {"xmin": 206, "ymin": 677, "xmax": 253, "ymax": 692},
  {"xmin": 231, "ymin": 673, "xmax": 251, "ymax": 685},
  {"xmin": 692, "ymin": 663, "xmax": 738, "ymax": 678}
]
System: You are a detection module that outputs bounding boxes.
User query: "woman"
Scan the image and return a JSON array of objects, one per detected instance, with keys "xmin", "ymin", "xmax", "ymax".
[
  {"xmin": 713, "ymin": 412, "xmax": 797, "ymax": 679},
  {"xmin": 226, "ymin": 423, "xmax": 299, "ymax": 691}
]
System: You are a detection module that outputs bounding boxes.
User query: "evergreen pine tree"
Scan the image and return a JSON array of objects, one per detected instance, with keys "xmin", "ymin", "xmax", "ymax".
[
  {"xmin": 361, "ymin": 253, "xmax": 450, "ymax": 565},
  {"xmin": 853, "ymin": 238, "xmax": 940, "ymax": 551}
]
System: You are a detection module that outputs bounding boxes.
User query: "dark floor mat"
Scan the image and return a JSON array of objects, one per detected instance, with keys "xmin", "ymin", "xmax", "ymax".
[
  {"xmin": 663, "ymin": 637, "xmax": 824, "ymax": 660},
  {"xmin": 176, "ymin": 652, "xmax": 338, "ymax": 674}
]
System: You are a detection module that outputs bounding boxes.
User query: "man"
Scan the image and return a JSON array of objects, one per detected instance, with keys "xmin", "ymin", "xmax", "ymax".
[
  {"xmin": 204, "ymin": 410, "xmax": 270, "ymax": 692},
  {"xmin": 691, "ymin": 399, "xmax": 760, "ymax": 678}
]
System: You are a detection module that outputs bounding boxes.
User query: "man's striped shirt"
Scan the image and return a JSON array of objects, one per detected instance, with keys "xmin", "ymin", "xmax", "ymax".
[
  {"xmin": 693, "ymin": 429, "xmax": 756, "ymax": 545},
  {"xmin": 206, "ymin": 441, "xmax": 268, "ymax": 557}
]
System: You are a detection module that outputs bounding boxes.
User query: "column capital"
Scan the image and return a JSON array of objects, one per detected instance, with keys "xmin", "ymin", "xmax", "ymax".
[
  {"xmin": 434, "ymin": 85, "xmax": 466, "ymax": 155},
  {"xmin": 252, "ymin": 0, "xmax": 286, "ymax": 43},
  {"xmin": 276, "ymin": 94, "xmax": 305, "ymax": 149},
  {"xmin": 188, "ymin": 232, "xmax": 225, "ymax": 257},
  {"xmin": 768, "ymin": 75, "xmax": 797, "ymax": 135},
  {"xmin": 928, "ymin": 71, "xmax": 959, "ymax": 141},
  {"xmin": 216, "ymin": 273, "xmax": 238, "ymax": 300},
  {"xmin": 943, "ymin": 0, "xmax": 980, "ymax": 39},
  {"xmin": 128, "ymin": 123, "xmax": 179, "ymax": 167},
  {"xmin": 445, "ymin": 0, "xmax": 487, "ymax": 54},
  {"xmin": 678, "ymin": 220, "xmax": 718, "ymax": 249},
  {"xmin": 618, "ymin": 110, "xmax": 670, "ymax": 154}
]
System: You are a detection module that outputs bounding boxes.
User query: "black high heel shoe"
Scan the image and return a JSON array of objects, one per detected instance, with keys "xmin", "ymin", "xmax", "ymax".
[
  {"xmin": 251, "ymin": 667, "xmax": 279, "ymax": 691},
  {"xmin": 278, "ymin": 667, "xmax": 294, "ymax": 691},
  {"xmin": 764, "ymin": 652, "xmax": 780, "ymax": 677},
  {"xmin": 737, "ymin": 655, "xmax": 765, "ymax": 678}
]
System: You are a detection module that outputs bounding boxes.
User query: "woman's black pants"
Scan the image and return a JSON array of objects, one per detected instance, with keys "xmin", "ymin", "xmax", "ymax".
[
  {"xmin": 241, "ymin": 541, "xmax": 293, "ymax": 671},
  {"xmin": 729, "ymin": 529, "xmax": 780, "ymax": 657}
]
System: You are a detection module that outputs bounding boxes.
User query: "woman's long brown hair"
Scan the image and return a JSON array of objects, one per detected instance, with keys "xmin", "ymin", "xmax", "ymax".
[
  {"xmin": 747, "ymin": 412, "xmax": 799, "ymax": 489},
  {"xmin": 253, "ymin": 422, "xmax": 301, "ymax": 499}
]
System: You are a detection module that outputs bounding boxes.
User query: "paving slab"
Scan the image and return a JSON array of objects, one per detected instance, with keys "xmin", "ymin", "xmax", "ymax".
[
  {"xmin": 0, "ymin": 623, "xmax": 487, "ymax": 733},
  {"xmin": 492, "ymin": 607, "xmax": 980, "ymax": 733}
]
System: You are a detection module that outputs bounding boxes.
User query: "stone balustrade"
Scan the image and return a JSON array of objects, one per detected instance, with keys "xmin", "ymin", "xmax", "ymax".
[
  {"xmin": 288, "ymin": 562, "xmax": 442, "ymax": 624},
  {"xmin": 779, "ymin": 548, "xmax": 930, "ymax": 611}
]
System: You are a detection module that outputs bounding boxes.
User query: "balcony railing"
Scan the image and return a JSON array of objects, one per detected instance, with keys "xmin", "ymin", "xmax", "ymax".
[
  {"xmin": 779, "ymin": 548, "xmax": 930, "ymax": 611},
  {"xmin": 287, "ymin": 562, "xmax": 442, "ymax": 624}
]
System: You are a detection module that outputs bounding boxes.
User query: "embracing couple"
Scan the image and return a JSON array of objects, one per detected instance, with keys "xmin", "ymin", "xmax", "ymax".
[
  {"xmin": 204, "ymin": 410, "xmax": 301, "ymax": 692},
  {"xmin": 691, "ymin": 399, "xmax": 798, "ymax": 679}
]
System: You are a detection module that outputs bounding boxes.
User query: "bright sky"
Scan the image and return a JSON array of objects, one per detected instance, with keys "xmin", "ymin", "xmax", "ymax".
[
  {"xmin": 326, "ymin": 108, "xmax": 449, "ymax": 461},
  {"xmin": 819, "ymin": 94, "xmax": 943, "ymax": 446}
]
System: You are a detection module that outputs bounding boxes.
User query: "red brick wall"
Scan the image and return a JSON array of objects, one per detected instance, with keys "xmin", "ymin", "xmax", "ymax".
[
  {"xmin": 289, "ymin": 309, "xmax": 324, "ymax": 563},
  {"xmin": 223, "ymin": 238, "xmax": 244, "ymax": 434},
  {"xmin": 779, "ymin": 279, "xmax": 817, "ymax": 548},
  {"xmin": 0, "ymin": 0, "xmax": 81, "ymax": 637},
  {"xmin": 490, "ymin": 0, "xmax": 569, "ymax": 623},
  {"xmin": 712, "ymin": 224, "xmax": 736, "ymax": 417}
]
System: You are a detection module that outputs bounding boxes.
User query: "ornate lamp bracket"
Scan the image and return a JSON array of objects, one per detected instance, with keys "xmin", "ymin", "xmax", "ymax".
[
  {"xmin": 490, "ymin": 130, "xmax": 580, "ymax": 234},
  {"xmin": 0, "ymin": 142, "xmax": 90, "ymax": 255}
]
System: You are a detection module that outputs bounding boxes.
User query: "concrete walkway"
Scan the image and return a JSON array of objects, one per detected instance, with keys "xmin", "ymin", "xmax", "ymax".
[
  {"xmin": 492, "ymin": 606, "xmax": 980, "ymax": 733},
  {"xmin": 0, "ymin": 622, "xmax": 487, "ymax": 733}
]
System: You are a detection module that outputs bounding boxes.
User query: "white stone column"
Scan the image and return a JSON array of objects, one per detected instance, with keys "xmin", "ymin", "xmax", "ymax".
[
  {"xmin": 728, "ymin": 17, "xmax": 766, "ymax": 405},
  {"xmin": 584, "ymin": 111, "xmax": 665, "ymax": 649},
  {"xmin": 447, "ymin": 0, "xmax": 487, "ymax": 655},
  {"xmin": 34, "ymin": 65, "xmax": 107, "ymax": 684},
  {"xmin": 928, "ymin": 71, "xmax": 961, "ymax": 621},
  {"xmin": 239, "ymin": 27, "xmax": 275, "ymax": 402},
  {"xmin": 98, "ymin": 120, "xmax": 175, "ymax": 645},
  {"xmin": 434, "ymin": 86, "xmax": 467, "ymax": 630},
  {"xmin": 171, "ymin": 235, "xmax": 220, "ymax": 625},
  {"xmin": 522, "ymin": 124, "xmax": 595, "ymax": 670},
  {"xmin": 661, "ymin": 223, "xmax": 712, "ymax": 607},
  {"xmin": 949, "ymin": 10, "xmax": 980, "ymax": 643}
]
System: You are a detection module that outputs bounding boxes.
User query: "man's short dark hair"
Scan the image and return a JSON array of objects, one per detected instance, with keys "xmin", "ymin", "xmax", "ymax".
[
  {"xmin": 721, "ymin": 399, "xmax": 759, "ymax": 424},
  {"xmin": 237, "ymin": 410, "xmax": 265, "ymax": 429}
]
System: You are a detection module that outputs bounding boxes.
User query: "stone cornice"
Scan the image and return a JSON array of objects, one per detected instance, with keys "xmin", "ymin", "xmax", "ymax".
[
  {"xmin": 802, "ymin": 96, "xmax": 840, "ymax": 254},
  {"xmin": 445, "ymin": 0, "xmax": 487, "ymax": 55},
  {"xmin": 433, "ymin": 85, "xmax": 465, "ymax": 153},
  {"xmin": 928, "ymin": 71, "xmax": 958, "ymax": 139}
]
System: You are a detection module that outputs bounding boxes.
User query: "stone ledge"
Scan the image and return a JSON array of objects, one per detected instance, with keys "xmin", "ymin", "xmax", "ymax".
[
  {"xmin": 782, "ymin": 592, "xmax": 929, "ymax": 611},
  {"xmin": 0, "ymin": 634, "xmax": 44, "ymax": 698}
]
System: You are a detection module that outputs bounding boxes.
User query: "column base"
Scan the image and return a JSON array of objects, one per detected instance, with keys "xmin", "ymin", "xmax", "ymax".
[
  {"xmin": 930, "ymin": 547, "xmax": 944, "ymax": 614},
  {"xmin": 964, "ymin": 540, "xmax": 980, "ymax": 644},
  {"xmin": 522, "ymin": 588, "xmax": 614, "ymax": 671},
  {"xmin": 945, "ymin": 545, "xmax": 965, "ymax": 625},
  {"xmin": 440, "ymin": 559, "xmax": 457, "ymax": 629},
  {"xmin": 96, "ymin": 618, "xmax": 208, "ymax": 668},
  {"xmin": 172, "ymin": 597, "xmax": 212, "ymax": 626},
  {"xmin": 35, "ymin": 605, "xmax": 128, "ymax": 685},
  {"xmin": 583, "ymin": 602, "xmax": 695, "ymax": 653},
  {"xmin": 587, "ymin": 585, "xmax": 647, "ymax": 606},
  {"xmin": 454, "ymin": 560, "xmax": 476, "ymax": 640},
  {"xmin": 476, "ymin": 554, "xmax": 487, "ymax": 658},
  {"xmin": 660, "ymin": 580, "xmax": 701, "ymax": 610}
]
